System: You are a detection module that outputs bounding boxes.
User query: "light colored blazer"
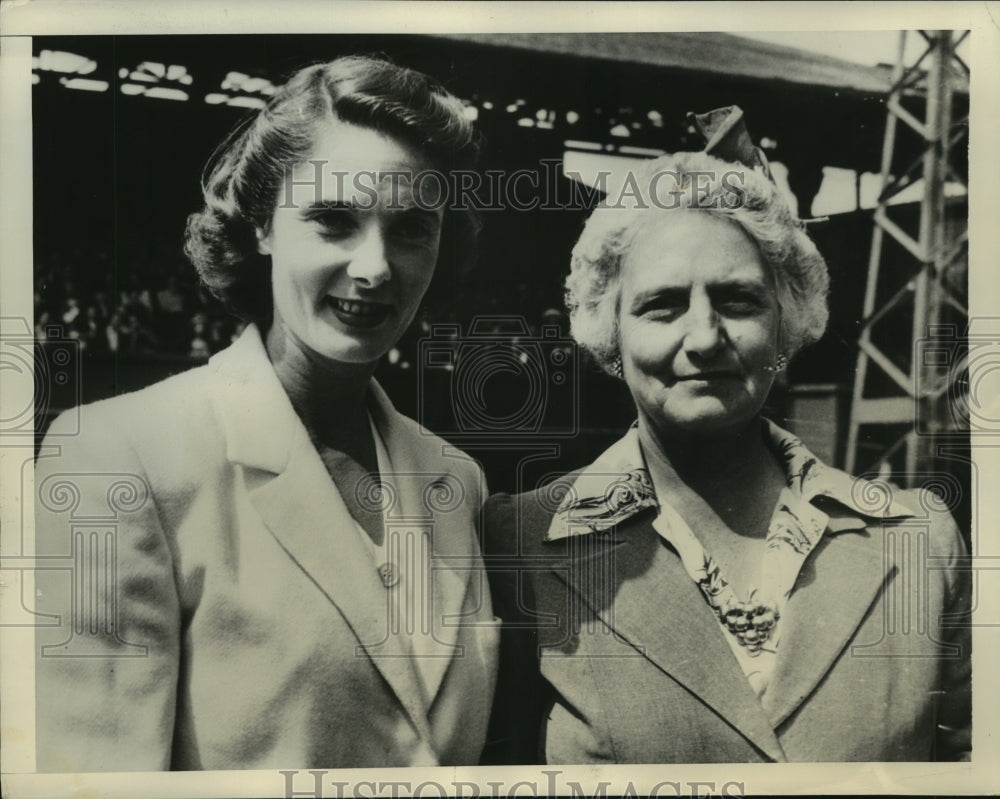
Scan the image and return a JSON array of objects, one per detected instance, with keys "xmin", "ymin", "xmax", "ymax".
[
  {"xmin": 483, "ymin": 428, "xmax": 971, "ymax": 764},
  {"xmin": 34, "ymin": 325, "xmax": 498, "ymax": 771}
]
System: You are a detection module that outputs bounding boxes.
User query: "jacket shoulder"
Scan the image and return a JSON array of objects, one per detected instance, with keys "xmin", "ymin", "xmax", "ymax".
[
  {"xmin": 483, "ymin": 473, "xmax": 581, "ymax": 557},
  {"xmin": 879, "ymin": 484, "xmax": 967, "ymax": 558},
  {"xmin": 901, "ymin": 488, "xmax": 969, "ymax": 577},
  {"xmin": 44, "ymin": 361, "xmax": 213, "ymax": 434},
  {"xmin": 38, "ymin": 363, "xmax": 224, "ymax": 482}
]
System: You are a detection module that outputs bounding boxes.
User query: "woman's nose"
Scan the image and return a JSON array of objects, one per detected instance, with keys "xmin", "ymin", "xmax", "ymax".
[
  {"xmin": 346, "ymin": 226, "xmax": 391, "ymax": 288},
  {"xmin": 683, "ymin": 303, "xmax": 725, "ymax": 357}
]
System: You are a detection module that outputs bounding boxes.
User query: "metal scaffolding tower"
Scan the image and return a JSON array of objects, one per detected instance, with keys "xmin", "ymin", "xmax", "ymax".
[{"xmin": 845, "ymin": 30, "xmax": 969, "ymax": 481}]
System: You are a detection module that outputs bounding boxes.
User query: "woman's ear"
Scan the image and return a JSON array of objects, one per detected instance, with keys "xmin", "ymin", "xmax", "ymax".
[{"xmin": 255, "ymin": 226, "xmax": 272, "ymax": 256}]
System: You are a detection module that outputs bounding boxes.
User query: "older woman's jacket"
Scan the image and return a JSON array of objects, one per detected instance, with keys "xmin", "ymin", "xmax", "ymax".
[
  {"xmin": 34, "ymin": 325, "xmax": 498, "ymax": 771},
  {"xmin": 482, "ymin": 424, "xmax": 971, "ymax": 764}
]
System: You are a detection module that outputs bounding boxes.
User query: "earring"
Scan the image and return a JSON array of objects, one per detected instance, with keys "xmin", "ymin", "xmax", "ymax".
[
  {"xmin": 765, "ymin": 352, "xmax": 789, "ymax": 372},
  {"xmin": 255, "ymin": 227, "xmax": 271, "ymax": 256},
  {"xmin": 610, "ymin": 354, "xmax": 624, "ymax": 379}
]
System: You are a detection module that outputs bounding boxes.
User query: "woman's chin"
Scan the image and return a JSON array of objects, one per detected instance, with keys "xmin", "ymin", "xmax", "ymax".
[
  {"xmin": 296, "ymin": 331, "xmax": 388, "ymax": 367},
  {"xmin": 657, "ymin": 404, "xmax": 762, "ymax": 439},
  {"xmin": 307, "ymin": 318, "xmax": 399, "ymax": 364}
]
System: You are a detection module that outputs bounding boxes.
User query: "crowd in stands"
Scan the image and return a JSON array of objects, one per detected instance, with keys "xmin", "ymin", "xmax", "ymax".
[{"xmin": 34, "ymin": 248, "xmax": 246, "ymax": 361}]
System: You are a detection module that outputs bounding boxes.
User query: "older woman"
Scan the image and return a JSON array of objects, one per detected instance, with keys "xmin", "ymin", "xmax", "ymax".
[
  {"xmin": 35, "ymin": 56, "xmax": 498, "ymax": 771},
  {"xmin": 484, "ymin": 111, "xmax": 971, "ymax": 763}
]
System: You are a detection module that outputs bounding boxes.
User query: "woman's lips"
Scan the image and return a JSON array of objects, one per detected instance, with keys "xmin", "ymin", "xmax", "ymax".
[
  {"xmin": 676, "ymin": 371, "xmax": 740, "ymax": 381},
  {"xmin": 671, "ymin": 372, "xmax": 743, "ymax": 388},
  {"xmin": 325, "ymin": 296, "xmax": 392, "ymax": 329}
]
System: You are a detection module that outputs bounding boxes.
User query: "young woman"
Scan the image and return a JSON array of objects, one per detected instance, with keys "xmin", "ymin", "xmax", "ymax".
[{"xmin": 35, "ymin": 55, "xmax": 498, "ymax": 771}]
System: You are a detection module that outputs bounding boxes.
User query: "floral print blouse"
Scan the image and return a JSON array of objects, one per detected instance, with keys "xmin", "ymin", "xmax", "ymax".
[{"xmin": 545, "ymin": 419, "xmax": 916, "ymax": 696}]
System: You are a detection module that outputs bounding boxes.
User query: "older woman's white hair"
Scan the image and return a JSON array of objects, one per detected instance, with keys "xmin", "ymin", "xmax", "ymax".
[{"xmin": 565, "ymin": 150, "xmax": 830, "ymax": 377}]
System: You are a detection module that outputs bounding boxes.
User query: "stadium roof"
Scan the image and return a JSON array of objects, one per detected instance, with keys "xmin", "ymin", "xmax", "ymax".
[
  {"xmin": 431, "ymin": 32, "xmax": 967, "ymax": 96},
  {"xmin": 432, "ymin": 32, "xmax": 898, "ymax": 94}
]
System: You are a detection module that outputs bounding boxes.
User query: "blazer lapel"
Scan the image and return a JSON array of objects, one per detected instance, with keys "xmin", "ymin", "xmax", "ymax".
[
  {"xmin": 368, "ymin": 382, "xmax": 477, "ymax": 704},
  {"xmin": 762, "ymin": 514, "xmax": 888, "ymax": 728},
  {"xmin": 208, "ymin": 327, "xmax": 434, "ymax": 744},
  {"xmin": 549, "ymin": 512, "xmax": 787, "ymax": 762}
]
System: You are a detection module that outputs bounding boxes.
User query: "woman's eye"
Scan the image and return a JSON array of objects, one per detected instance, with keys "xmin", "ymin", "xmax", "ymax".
[
  {"xmin": 718, "ymin": 296, "xmax": 762, "ymax": 315},
  {"xmin": 312, "ymin": 211, "xmax": 357, "ymax": 239},
  {"xmin": 642, "ymin": 304, "xmax": 686, "ymax": 321},
  {"xmin": 638, "ymin": 294, "xmax": 687, "ymax": 319},
  {"xmin": 392, "ymin": 214, "xmax": 438, "ymax": 242}
]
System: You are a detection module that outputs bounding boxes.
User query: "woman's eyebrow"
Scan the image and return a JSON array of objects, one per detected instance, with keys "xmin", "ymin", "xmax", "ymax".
[
  {"xmin": 301, "ymin": 199, "xmax": 437, "ymax": 216},
  {"xmin": 630, "ymin": 286, "xmax": 689, "ymax": 309},
  {"xmin": 302, "ymin": 199, "xmax": 354, "ymax": 214},
  {"xmin": 708, "ymin": 278, "xmax": 769, "ymax": 294},
  {"xmin": 394, "ymin": 205, "xmax": 441, "ymax": 220}
]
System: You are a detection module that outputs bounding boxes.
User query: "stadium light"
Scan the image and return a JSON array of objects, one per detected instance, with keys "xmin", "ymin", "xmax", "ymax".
[
  {"xmin": 37, "ymin": 50, "xmax": 97, "ymax": 75},
  {"xmin": 59, "ymin": 77, "xmax": 109, "ymax": 92},
  {"xmin": 144, "ymin": 87, "xmax": 189, "ymax": 102},
  {"xmin": 226, "ymin": 96, "xmax": 266, "ymax": 109}
]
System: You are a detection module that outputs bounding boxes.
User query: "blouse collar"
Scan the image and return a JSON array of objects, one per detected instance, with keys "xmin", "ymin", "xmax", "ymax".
[{"xmin": 545, "ymin": 419, "xmax": 916, "ymax": 543}]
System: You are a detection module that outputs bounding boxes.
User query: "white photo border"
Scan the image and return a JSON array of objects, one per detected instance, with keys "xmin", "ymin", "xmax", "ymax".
[{"xmin": 2, "ymin": 1, "xmax": 998, "ymax": 796}]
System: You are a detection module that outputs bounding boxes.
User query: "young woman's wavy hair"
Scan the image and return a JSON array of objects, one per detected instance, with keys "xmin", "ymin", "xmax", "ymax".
[{"xmin": 184, "ymin": 55, "xmax": 480, "ymax": 323}]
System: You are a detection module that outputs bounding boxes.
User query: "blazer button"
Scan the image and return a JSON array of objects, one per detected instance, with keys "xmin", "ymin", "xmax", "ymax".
[{"xmin": 377, "ymin": 562, "xmax": 400, "ymax": 588}]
